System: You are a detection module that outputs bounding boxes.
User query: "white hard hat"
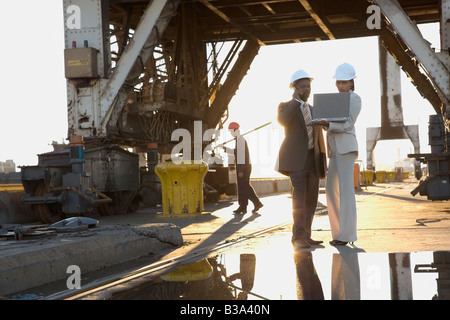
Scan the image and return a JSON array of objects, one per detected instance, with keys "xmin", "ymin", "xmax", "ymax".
[
  {"xmin": 333, "ymin": 63, "xmax": 357, "ymax": 81},
  {"xmin": 289, "ymin": 69, "xmax": 313, "ymax": 88}
]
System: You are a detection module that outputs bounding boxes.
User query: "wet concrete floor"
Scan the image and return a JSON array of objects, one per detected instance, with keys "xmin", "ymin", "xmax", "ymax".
[
  {"xmin": 105, "ymin": 242, "xmax": 449, "ymax": 300},
  {"xmin": 85, "ymin": 179, "xmax": 450, "ymax": 300},
  {"xmin": 4, "ymin": 179, "xmax": 450, "ymax": 300},
  {"xmin": 72, "ymin": 181, "xmax": 450, "ymax": 299},
  {"xmin": 103, "ymin": 179, "xmax": 450, "ymax": 256}
]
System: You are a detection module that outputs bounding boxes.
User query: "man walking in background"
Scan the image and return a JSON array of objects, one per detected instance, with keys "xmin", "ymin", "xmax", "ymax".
[{"xmin": 227, "ymin": 122, "xmax": 263, "ymax": 215}]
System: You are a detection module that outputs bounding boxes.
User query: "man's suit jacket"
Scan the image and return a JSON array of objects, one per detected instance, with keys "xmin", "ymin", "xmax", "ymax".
[
  {"xmin": 326, "ymin": 91, "xmax": 362, "ymax": 156},
  {"xmin": 275, "ymin": 99, "xmax": 327, "ymax": 178}
]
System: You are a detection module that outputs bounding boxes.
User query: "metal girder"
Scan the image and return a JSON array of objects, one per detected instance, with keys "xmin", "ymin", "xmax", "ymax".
[
  {"xmin": 198, "ymin": 0, "xmax": 266, "ymax": 46},
  {"xmin": 442, "ymin": 0, "xmax": 450, "ymax": 52},
  {"xmin": 374, "ymin": 0, "xmax": 450, "ymax": 116},
  {"xmin": 379, "ymin": 39, "xmax": 405, "ymax": 129},
  {"xmin": 206, "ymin": 39, "xmax": 261, "ymax": 128},
  {"xmin": 100, "ymin": 0, "xmax": 168, "ymax": 133},
  {"xmin": 104, "ymin": 0, "xmax": 180, "ymax": 130},
  {"xmin": 63, "ymin": 0, "xmax": 445, "ymax": 147},
  {"xmin": 64, "ymin": 0, "xmax": 110, "ymax": 139},
  {"xmin": 379, "ymin": 27, "xmax": 442, "ymax": 114},
  {"xmin": 297, "ymin": 0, "xmax": 335, "ymax": 40},
  {"xmin": 366, "ymin": 39, "xmax": 420, "ymax": 170}
]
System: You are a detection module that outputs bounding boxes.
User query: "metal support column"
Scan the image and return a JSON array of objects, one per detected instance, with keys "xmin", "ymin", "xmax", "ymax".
[
  {"xmin": 64, "ymin": 0, "xmax": 111, "ymax": 139},
  {"xmin": 389, "ymin": 252, "xmax": 413, "ymax": 300},
  {"xmin": 366, "ymin": 39, "xmax": 420, "ymax": 175},
  {"xmin": 100, "ymin": 0, "xmax": 168, "ymax": 132},
  {"xmin": 374, "ymin": 0, "xmax": 450, "ymax": 116}
]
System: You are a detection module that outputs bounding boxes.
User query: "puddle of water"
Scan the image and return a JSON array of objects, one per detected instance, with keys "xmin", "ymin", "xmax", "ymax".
[{"xmin": 110, "ymin": 244, "xmax": 449, "ymax": 300}]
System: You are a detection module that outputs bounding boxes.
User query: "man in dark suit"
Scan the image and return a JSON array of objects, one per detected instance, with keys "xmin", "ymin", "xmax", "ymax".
[
  {"xmin": 228, "ymin": 122, "xmax": 263, "ymax": 215},
  {"xmin": 275, "ymin": 69, "xmax": 327, "ymax": 249}
]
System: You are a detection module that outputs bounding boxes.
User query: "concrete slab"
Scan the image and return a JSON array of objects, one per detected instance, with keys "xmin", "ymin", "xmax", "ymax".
[{"xmin": 0, "ymin": 223, "xmax": 179, "ymax": 296}]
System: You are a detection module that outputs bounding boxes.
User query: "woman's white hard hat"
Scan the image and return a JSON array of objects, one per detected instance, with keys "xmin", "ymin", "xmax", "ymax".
[{"xmin": 333, "ymin": 63, "xmax": 357, "ymax": 81}]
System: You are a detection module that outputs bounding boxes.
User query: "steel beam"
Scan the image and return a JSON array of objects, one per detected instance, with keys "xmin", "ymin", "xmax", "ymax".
[
  {"xmin": 374, "ymin": 0, "xmax": 450, "ymax": 115},
  {"xmin": 199, "ymin": 0, "xmax": 266, "ymax": 46},
  {"xmin": 389, "ymin": 253, "xmax": 413, "ymax": 300},
  {"xmin": 298, "ymin": 0, "xmax": 335, "ymax": 40},
  {"xmin": 366, "ymin": 39, "xmax": 420, "ymax": 171},
  {"xmin": 206, "ymin": 40, "xmax": 260, "ymax": 128},
  {"xmin": 63, "ymin": 0, "xmax": 111, "ymax": 78},
  {"xmin": 100, "ymin": 0, "xmax": 168, "ymax": 133},
  {"xmin": 379, "ymin": 27, "xmax": 442, "ymax": 114},
  {"xmin": 64, "ymin": 0, "xmax": 111, "ymax": 139},
  {"xmin": 105, "ymin": 0, "xmax": 180, "ymax": 130},
  {"xmin": 379, "ymin": 39, "xmax": 404, "ymax": 129},
  {"xmin": 441, "ymin": 0, "xmax": 450, "ymax": 52}
]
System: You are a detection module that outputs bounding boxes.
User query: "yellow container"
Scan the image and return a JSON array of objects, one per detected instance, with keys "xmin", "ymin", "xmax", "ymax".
[
  {"xmin": 375, "ymin": 170, "xmax": 387, "ymax": 183},
  {"xmin": 386, "ymin": 171, "xmax": 396, "ymax": 181},
  {"xmin": 161, "ymin": 259, "xmax": 213, "ymax": 282},
  {"xmin": 402, "ymin": 171, "xmax": 410, "ymax": 180},
  {"xmin": 0, "ymin": 184, "xmax": 24, "ymax": 192},
  {"xmin": 360, "ymin": 170, "xmax": 374, "ymax": 186},
  {"xmin": 155, "ymin": 161, "xmax": 208, "ymax": 216}
]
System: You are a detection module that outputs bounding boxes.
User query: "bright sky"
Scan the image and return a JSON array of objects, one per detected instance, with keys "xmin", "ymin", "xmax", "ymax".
[
  {"xmin": 0, "ymin": 1, "xmax": 440, "ymax": 178},
  {"xmin": 223, "ymin": 25, "xmax": 439, "ymax": 177},
  {"xmin": 0, "ymin": 1, "xmax": 66, "ymax": 167}
]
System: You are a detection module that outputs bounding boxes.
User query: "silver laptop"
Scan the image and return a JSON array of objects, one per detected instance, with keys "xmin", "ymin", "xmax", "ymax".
[{"xmin": 308, "ymin": 92, "xmax": 351, "ymax": 125}]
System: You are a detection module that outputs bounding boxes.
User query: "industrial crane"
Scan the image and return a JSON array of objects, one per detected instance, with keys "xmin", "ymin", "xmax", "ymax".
[{"xmin": 18, "ymin": 0, "xmax": 449, "ymax": 223}]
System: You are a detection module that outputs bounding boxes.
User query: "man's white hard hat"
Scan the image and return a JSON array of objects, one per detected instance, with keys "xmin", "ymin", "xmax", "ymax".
[
  {"xmin": 333, "ymin": 63, "xmax": 357, "ymax": 81},
  {"xmin": 289, "ymin": 69, "xmax": 313, "ymax": 88}
]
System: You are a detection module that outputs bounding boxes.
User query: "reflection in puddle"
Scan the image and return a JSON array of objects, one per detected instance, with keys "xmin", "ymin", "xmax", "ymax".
[{"xmin": 112, "ymin": 249, "xmax": 450, "ymax": 300}]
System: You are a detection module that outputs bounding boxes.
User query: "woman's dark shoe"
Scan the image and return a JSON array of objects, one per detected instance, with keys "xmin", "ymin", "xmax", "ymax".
[{"xmin": 329, "ymin": 240, "xmax": 348, "ymax": 246}]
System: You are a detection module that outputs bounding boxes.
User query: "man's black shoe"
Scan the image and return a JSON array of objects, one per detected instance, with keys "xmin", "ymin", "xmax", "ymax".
[
  {"xmin": 233, "ymin": 207, "xmax": 247, "ymax": 214},
  {"xmin": 306, "ymin": 238, "xmax": 323, "ymax": 245},
  {"xmin": 292, "ymin": 239, "xmax": 311, "ymax": 249},
  {"xmin": 252, "ymin": 202, "xmax": 264, "ymax": 213}
]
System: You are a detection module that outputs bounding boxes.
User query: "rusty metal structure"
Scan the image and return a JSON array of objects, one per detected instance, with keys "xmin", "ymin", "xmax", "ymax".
[
  {"xmin": 60, "ymin": 0, "xmax": 448, "ymax": 149},
  {"xmin": 16, "ymin": 0, "xmax": 450, "ymax": 223}
]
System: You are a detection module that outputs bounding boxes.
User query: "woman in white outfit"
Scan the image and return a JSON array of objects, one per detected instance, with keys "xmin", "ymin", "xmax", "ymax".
[{"xmin": 313, "ymin": 63, "xmax": 362, "ymax": 246}]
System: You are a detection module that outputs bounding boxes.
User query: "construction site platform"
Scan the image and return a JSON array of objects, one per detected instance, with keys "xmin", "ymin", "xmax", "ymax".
[{"xmin": 1, "ymin": 179, "xmax": 449, "ymax": 298}]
